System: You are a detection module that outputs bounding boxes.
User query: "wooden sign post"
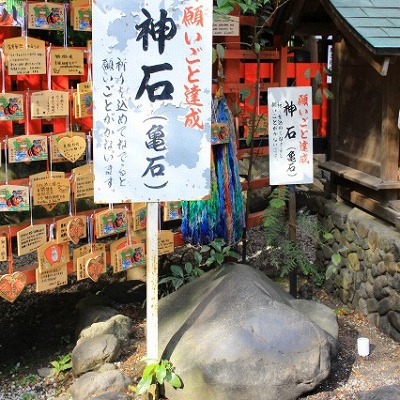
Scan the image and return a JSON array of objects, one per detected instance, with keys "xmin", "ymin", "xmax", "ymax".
[
  {"xmin": 93, "ymin": 4, "xmax": 212, "ymax": 396},
  {"xmin": 268, "ymin": 86, "xmax": 314, "ymax": 298},
  {"xmin": 146, "ymin": 202, "xmax": 159, "ymax": 363}
]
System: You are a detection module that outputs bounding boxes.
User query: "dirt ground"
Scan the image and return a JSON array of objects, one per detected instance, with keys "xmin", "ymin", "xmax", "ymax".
[{"xmin": 0, "ymin": 268, "xmax": 399, "ymax": 400}]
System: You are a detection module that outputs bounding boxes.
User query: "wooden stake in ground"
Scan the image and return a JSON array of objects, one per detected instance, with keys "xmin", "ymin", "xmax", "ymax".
[
  {"xmin": 146, "ymin": 202, "xmax": 159, "ymax": 399},
  {"xmin": 288, "ymin": 185, "xmax": 297, "ymax": 298}
]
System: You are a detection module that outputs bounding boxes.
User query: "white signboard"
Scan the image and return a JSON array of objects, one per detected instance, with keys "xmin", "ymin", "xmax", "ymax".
[
  {"xmin": 92, "ymin": 0, "xmax": 212, "ymax": 202},
  {"xmin": 268, "ymin": 86, "xmax": 313, "ymax": 185}
]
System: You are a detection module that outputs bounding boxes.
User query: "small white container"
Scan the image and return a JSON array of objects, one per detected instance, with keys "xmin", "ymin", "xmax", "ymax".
[{"xmin": 357, "ymin": 337, "xmax": 370, "ymax": 357}]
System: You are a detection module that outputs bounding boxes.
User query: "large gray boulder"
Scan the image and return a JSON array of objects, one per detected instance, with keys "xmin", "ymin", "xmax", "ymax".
[{"xmin": 159, "ymin": 263, "xmax": 338, "ymax": 400}]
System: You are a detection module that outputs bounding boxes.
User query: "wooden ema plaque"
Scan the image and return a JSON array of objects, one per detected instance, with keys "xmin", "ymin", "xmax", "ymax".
[
  {"xmin": 73, "ymin": 164, "xmax": 94, "ymax": 199},
  {"xmin": 51, "ymin": 132, "xmax": 86, "ymax": 163},
  {"xmin": 7, "ymin": 42, "xmax": 46, "ymax": 75},
  {"xmin": 28, "ymin": 2, "xmax": 65, "ymax": 30},
  {"xmin": 8, "ymin": 135, "xmax": 48, "ymax": 163},
  {"xmin": 57, "ymin": 136, "xmax": 86, "ymax": 163},
  {"xmin": 163, "ymin": 201, "xmax": 182, "ymax": 221},
  {"xmin": 0, "ymin": 93, "xmax": 24, "ymax": 121},
  {"xmin": 0, "ymin": 185, "xmax": 29, "ymax": 211},
  {"xmin": 158, "ymin": 230, "xmax": 175, "ymax": 256},
  {"xmin": 95, "ymin": 208, "xmax": 127, "ymax": 239},
  {"xmin": 73, "ymin": 243, "xmax": 105, "ymax": 273},
  {"xmin": 115, "ymin": 243, "xmax": 146, "ymax": 273},
  {"xmin": 30, "ymin": 171, "xmax": 65, "ymax": 184},
  {"xmin": 72, "ymin": 3, "xmax": 92, "ymax": 31},
  {"xmin": 75, "ymin": 81, "xmax": 93, "ymax": 118},
  {"xmin": 32, "ymin": 177, "xmax": 70, "ymax": 206},
  {"xmin": 76, "ymin": 247, "xmax": 106, "ymax": 282},
  {"xmin": 0, "ymin": 272, "xmax": 27, "ymax": 303},
  {"xmin": 31, "ymin": 90, "xmax": 69, "ymax": 119},
  {"xmin": 36, "ymin": 264, "xmax": 68, "ymax": 292},
  {"xmin": 56, "ymin": 216, "xmax": 86, "ymax": 244},
  {"xmin": 17, "ymin": 224, "xmax": 47, "ymax": 256},
  {"xmin": 133, "ymin": 205, "xmax": 147, "ymax": 231},
  {"xmin": 110, "ymin": 236, "xmax": 143, "ymax": 273},
  {"xmin": 51, "ymin": 48, "xmax": 84, "ymax": 76},
  {"xmin": 0, "ymin": 237, "xmax": 7, "ymax": 261},
  {"xmin": 37, "ymin": 240, "xmax": 70, "ymax": 273}
]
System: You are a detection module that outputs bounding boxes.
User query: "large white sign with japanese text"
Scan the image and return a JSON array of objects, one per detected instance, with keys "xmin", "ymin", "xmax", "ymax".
[
  {"xmin": 268, "ymin": 86, "xmax": 313, "ymax": 185},
  {"xmin": 92, "ymin": 0, "xmax": 212, "ymax": 202}
]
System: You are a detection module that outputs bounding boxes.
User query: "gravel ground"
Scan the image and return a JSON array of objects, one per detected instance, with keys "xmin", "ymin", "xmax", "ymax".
[{"xmin": 0, "ymin": 225, "xmax": 399, "ymax": 400}]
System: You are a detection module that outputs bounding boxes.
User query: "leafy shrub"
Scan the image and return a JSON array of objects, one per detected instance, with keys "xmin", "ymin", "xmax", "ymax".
[{"xmin": 159, "ymin": 238, "xmax": 239, "ymax": 296}]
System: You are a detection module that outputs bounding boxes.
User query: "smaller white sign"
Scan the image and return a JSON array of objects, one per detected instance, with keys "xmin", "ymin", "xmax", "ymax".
[{"xmin": 268, "ymin": 86, "xmax": 313, "ymax": 185}]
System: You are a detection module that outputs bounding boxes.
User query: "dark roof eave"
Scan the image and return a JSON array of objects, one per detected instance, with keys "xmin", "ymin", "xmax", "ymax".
[{"xmin": 320, "ymin": 0, "xmax": 400, "ymax": 58}]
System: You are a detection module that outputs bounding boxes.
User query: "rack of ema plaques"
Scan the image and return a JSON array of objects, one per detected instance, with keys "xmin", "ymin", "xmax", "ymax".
[{"xmin": 0, "ymin": 3, "xmax": 183, "ymax": 302}]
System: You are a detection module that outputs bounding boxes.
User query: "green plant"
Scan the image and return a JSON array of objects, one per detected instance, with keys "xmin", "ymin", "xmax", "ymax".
[
  {"xmin": 50, "ymin": 353, "xmax": 72, "ymax": 377},
  {"xmin": 20, "ymin": 393, "xmax": 35, "ymax": 400},
  {"xmin": 18, "ymin": 374, "xmax": 39, "ymax": 385},
  {"xmin": 159, "ymin": 238, "xmax": 239, "ymax": 296},
  {"xmin": 325, "ymin": 252, "xmax": 342, "ymax": 280},
  {"xmin": 8, "ymin": 362, "xmax": 21, "ymax": 376},
  {"xmin": 134, "ymin": 358, "xmax": 182, "ymax": 396},
  {"xmin": 263, "ymin": 187, "xmax": 324, "ymax": 283}
]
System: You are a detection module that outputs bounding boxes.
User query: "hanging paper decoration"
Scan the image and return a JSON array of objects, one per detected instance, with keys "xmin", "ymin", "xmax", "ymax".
[
  {"xmin": 0, "ymin": 93, "xmax": 24, "ymax": 121},
  {"xmin": 0, "ymin": 271, "xmax": 26, "ymax": 303},
  {"xmin": 181, "ymin": 96, "xmax": 245, "ymax": 245}
]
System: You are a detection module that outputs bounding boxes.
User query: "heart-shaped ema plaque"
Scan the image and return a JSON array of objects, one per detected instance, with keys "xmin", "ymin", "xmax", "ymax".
[
  {"xmin": 57, "ymin": 136, "xmax": 86, "ymax": 163},
  {"xmin": 0, "ymin": 271, "xmax": 27, "ymax": 303},
  {"xmin": 67, "ymin": 217, "xmax": 85, "ymax": 245},
  {"xmin": 85, "ymin": 255, "xmax": 105, "ymax": 282}
]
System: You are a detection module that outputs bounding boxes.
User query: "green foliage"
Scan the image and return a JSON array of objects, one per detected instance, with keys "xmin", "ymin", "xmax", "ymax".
[
  {"xmin": 214, "ymin": 0, "xmax": 278, "ymax": 18},
  {"xmin": 18, "ymin": 374, "xmax": 39, "ymax": 385},
  {"xmin": 325, "ymin": 253, "xmax": 342, "ymax": 280},
  {"xmin": 50, "ymin": 353, "xmax": 72, "ymax": 377},
  {"xmin": 20, "ymin": 393, "xmax": 35, "ymax": 400},
  {"xmin": 134, "ymin": 358, "xmax": 182, "ymax": 395},
  {"xmin": 263, "ymin": 187, "xmax": 323, "ymax": 283},
  {"xmin": 159, "ymin": 238, "xmax": 239, "ymax": 296}
]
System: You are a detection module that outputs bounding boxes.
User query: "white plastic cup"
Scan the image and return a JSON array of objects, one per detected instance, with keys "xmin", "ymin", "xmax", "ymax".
[{"xmin": 357, "ymin": 337, "xmax": 370, "ymax": 357}]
